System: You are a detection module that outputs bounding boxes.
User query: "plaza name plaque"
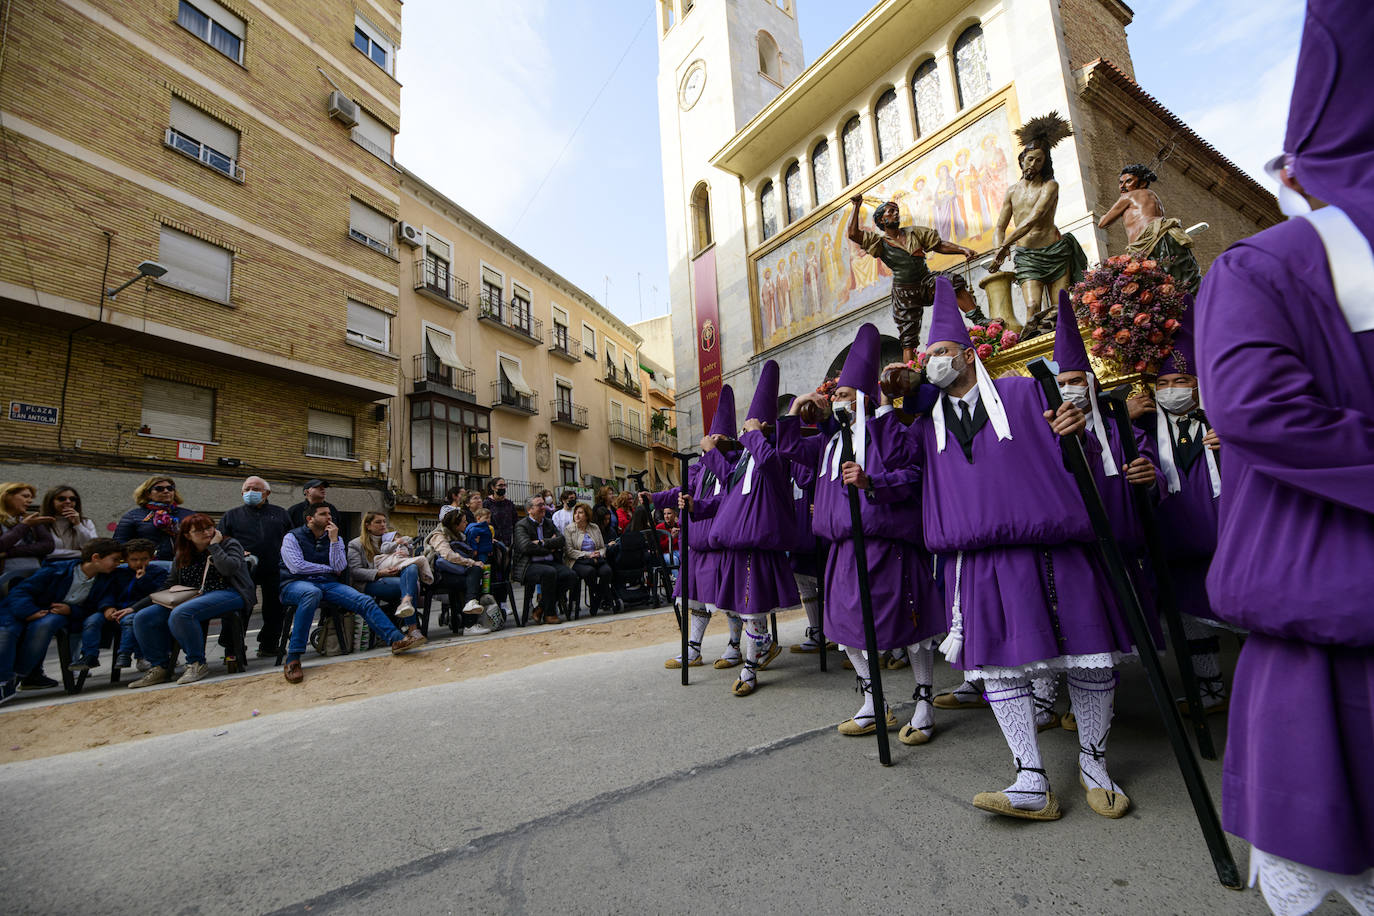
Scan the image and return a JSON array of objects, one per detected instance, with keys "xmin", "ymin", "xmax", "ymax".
[{"xmin": 9, "ymin": 402, "xmax": 59, "ymax": 425}]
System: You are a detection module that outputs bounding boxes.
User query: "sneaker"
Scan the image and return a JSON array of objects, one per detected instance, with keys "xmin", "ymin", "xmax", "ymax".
[
  {"xmin": 465, "ymin": 624, "xmax": 493, "ymax": 636},
  {"xmin": 114, "ymin": 652, "xmax": 133, "ymax": 668},
  {"xmin": 463, "ymin": 598, "xmax": 483, "ymax": 614},
  {"xmin": 136, "ymin": 658, "xmax": 152, "ymax": 672},
  {"xmin": 67, "ymin": 654, "xmax": 100, "ymax": 673},
  {"xmin": 390, "ymin": 632, "xmax": 427, "ymax": 655},
  {"xmin": 177, "ymin": 661, "xmax": 210, "ymax": 685},
  {"xmin": 0, "ymin": 677, "xmax": 17, "ymax": 706},
  {"xmin": 397, "ymin": 597, "xmax": 416, "ymax": 616},
  {"xmin": 129, "ymin": 666, "xmax": 170, "ymax": 688},
  {"xmin": 18, "ymin": 672, "xmax": 58, "ymax": 691}
]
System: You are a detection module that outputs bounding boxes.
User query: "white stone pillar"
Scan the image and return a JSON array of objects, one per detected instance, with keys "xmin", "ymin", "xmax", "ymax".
[
  {"xmin": 894, "ymin": 78, "xmax": 917, "ymax": 149},
  {"xmin": 935, "ymin": 49, "xmax": 960, "ymax": 116}
]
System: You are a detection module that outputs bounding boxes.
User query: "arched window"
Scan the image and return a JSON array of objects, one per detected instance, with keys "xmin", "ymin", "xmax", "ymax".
[
  {"xmin": 912, "ymin": 58, "xmax": 943, "ymax": 138},
  {"xmin": 760, "ymin": 180, "xmax": 778, "ymax": 241},
  {"xmin": 758, "ymin": 30, "xmax": 781, "ymax": 83},
  {"xmin": 841, "ymin": 115, "xmax": 866, "ymax": 186},
  {"xmin": 874, "ymin": 88, "xmax": 901, "ymax": 163},
  {"xmin": 784, "ymin": 161, "xmax": 804, "ymax": 223},
  {"xmin": 810, "ymin": 139, "xmax": 833, "ymax": 204},
  {"xmin": 690, "ymin": 181, "xmax": 712, "ymax": 254},
  {"xmin": 954, "ymin": 25, "xmax": 991, "ymax": 109}
]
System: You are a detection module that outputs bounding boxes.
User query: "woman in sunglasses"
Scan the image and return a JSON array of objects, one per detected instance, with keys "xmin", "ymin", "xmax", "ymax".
[
  {"xmin": 40, "ymin": 485, "xmax": 97, "ymax": 562},
  {"xmin": 113, "ymin": 477, "xmax": 195, "ymax": 566}
]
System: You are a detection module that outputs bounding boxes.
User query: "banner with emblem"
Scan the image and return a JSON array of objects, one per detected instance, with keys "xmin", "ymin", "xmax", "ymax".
[{"xmin": 693, "ymin": 247, "xmax": 723, "ymax": 425}]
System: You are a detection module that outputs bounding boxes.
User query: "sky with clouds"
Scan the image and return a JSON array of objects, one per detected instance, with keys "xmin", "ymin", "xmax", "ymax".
[{"xmin": 395, "ymin": 0, "xmax": 1302, "ymax": 332}]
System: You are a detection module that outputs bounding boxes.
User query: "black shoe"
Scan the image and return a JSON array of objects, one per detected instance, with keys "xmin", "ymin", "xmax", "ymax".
[
  {"xmin": 255, "ymin": 646, "xmax": 277, "ymax": 659},
  {"xmin": 67, "ymin": 654, "xmax": 100, "ymax": 673},
  {"xmin": 18, "ymin": 672, "xmax": 59, "ymax": 691},
  {"xmin": 0, "ymin": 678, "xmax": 16, "ymax": 705}
]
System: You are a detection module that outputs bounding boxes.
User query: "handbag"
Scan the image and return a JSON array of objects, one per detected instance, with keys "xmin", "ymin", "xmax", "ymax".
[{"xmin": 149, "ymin": 558, "xmax": 212, "ymax": 609}]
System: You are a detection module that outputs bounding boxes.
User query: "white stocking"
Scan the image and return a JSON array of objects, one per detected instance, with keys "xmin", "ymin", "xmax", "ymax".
[
  {"xmin": 1032, "ymin": 674, "xmax": 1059, "ymax": 729},
  {"xmin": 984, "ymin": 676, "xmax": 1050, "ymax": 809},
  {"xmin": 740, "ymin": 614, "xmax": 770, "ymax": 684},
  {"xmin": 1067, "ymin": 668, "xmax": 1120, "ymax": 793},
  {"xmin": 908, "ymin": 643, "xmax": 935, "ymax": 734},
  {"xmin": 844, "ymin": 645, "xmax": 880, "ymax": 723},
  {"xmin": 670, "ymin": 608, "xmax": 712, "ymax": 664}
]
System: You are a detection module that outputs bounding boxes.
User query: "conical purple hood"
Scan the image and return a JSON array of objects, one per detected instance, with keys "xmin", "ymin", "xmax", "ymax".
[
  {"xmin": 707, "ymin": 385, "xmax": 735, "ymax": 437},
  {"xmin": 746, "ymin": 360, "xmax": 779, "ymax": 423},
  {"xmin": 925, "ymin": 276, "xmax": 969, "ymax": 349},
  {"xmin": 1284, "ymin": 0, "xmax": 1374, "ymax": 239},
  {"xmin": 1052, "ymin": 289, "xmax": 1090, "ymax": 372},
  {"xmin": 1157, "ymin": 296, "xmax": 1196, "ymax": 376},
  {"xmin": 837, "ymin": 323, "xmax": 881, "ymax": 402}
]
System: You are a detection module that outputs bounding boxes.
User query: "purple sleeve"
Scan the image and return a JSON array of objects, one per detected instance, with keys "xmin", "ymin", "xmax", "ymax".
[
  {"xmin": 1197, "ymin": 253, "xmax": 1374, "ymax": 514},
  {"xmin": 776, "ymin": 416, "xmax": 824, "ymax": 468},
  {"xmin": 740, "ymin": 428, "xmax": 775, "ymax": 466},
  {"xmin": 699, "ymin": 448, "xmax": 732, "ymax": 478},
  {"xmin": 650, "ymin": 487, "xmax": 682, "ymax": 512}
]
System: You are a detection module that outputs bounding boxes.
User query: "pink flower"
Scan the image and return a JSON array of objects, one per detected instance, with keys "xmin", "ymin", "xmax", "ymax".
[
  {"xmin": 1000, "ymin": 331, "xmax": 1019, "ymax": 348},
  {"xmin": 1114, "ymin": 329, "xmax": 1132, "ymax": 344},
  {"xmin": 1163, "ymin": 318, "xmax": 1180, "ymax": 331},
  {"xmin": 1109, "ymin": 304, "xmax": 1124, "ymax": 317},
  {"xmin": 1133, "ymin": 312, "xmax": 1152, "ymax": 327},
  {"xmin": 1091, "ymin": 327, "xmax": 1108, "ymax": 340},
  {"xmin": 987, "ymin": 322, "xmax": 1004, "ymax": 335},
  {"xmin": 977, "ymin": 343, "xmax": 994, "ymax": 359}
]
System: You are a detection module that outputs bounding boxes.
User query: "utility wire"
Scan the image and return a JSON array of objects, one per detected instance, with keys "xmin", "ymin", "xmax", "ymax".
[{"xmin": 511, "ymin": 8, "xmax": 653, "ymax": 234}]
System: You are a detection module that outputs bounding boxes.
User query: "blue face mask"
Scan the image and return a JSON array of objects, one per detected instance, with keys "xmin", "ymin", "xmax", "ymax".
[{"xmin": 243, "ymin": 491, "xmax": 264, "ymax": 506}]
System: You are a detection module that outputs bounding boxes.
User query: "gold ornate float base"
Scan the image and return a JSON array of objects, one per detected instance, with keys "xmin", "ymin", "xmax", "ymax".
[{"xmin": 984, "ymin": 327, "xmax": 1145, "ymax": 392}]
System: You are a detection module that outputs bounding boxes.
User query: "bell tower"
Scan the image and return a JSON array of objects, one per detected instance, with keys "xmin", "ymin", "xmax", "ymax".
[{"xmin": 655, "ymin": 0, "xmax": 803, "ymax": 440}]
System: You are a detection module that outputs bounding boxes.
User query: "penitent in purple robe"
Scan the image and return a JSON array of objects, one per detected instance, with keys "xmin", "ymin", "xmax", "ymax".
[
  {"xmin": 787, "ymin": 457, "xmax": 823, "ymax": 579},
  {"xmin": 894, "ymin": 377, "xmax": 1137, "ymax": 672},
  {"xmin": 1198, "ymin": 221, "xmax": 1374, "ymax": 877},
  {"xmin": 694, "ymin": 429, "xmax": 800, "ymax": 616},
  {"xmin": 652, "ymin": 462, "xmax": 721, "ymax": 606},
  {"xmin": 777, "ymin": 410, "xmax": 942, "ymax": 651},
  {"xmin": 1149, "ymin": 410, "xmax": 1221, "ymax": 622}
]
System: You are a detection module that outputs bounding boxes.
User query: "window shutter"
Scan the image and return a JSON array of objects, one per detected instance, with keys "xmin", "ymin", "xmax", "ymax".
[
  {"xmin": 141, "ymin": 377, "xmax": 214, "ymax": 441},
  {"xmin": 307, "ymin": 409, "xmax": 353, "ymax": 438},
  {"xmin": 190, "ymin": 0, "xmax": 244, "ymax": 37},
  {"xmin": 425, "ymin": 327, "xmax": 467, "ymax": 371},
  {"xmin": 169, "ymin": 97, "xmax": 239, "ymax": 158},
  {"xmin": 158, "ymin": 226, "xmax": 232, "ymax": 302},
  {"xmin": 349, "ymin": 198, "xmax": 393, "ymax": 242},
  {"xmin": 425, "ymin": 234, "xmax": 451, "ymax": 261},
  {"xmin": 346, "ymin": 299, "xmax": 389, "ymax": 348},
  {"xmin": 481, "ymin": 266, "xmax": 504, "ymax": 289},
  {"xmin": 353, "ymin": 108, "xmax": 393, "ymax": 158}
]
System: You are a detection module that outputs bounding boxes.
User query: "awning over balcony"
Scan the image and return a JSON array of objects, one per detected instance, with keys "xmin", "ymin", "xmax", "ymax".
[
  {"xmin": 498, "ymin": 355, "xmax": 533, "ymax": 396},
  {"xmin": 425, "ymin": 327, "xmax": 467, "ymax": 371}
]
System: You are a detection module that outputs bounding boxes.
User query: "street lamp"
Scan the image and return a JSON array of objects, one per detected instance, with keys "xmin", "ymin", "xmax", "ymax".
[{"xmin": 106, "ymin": 261, "xmax": 168, "ymax": 299}]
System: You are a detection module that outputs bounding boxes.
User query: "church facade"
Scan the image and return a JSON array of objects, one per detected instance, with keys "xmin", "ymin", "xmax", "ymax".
[{"xmin": 655, "ymin": 0, "xmax": 1279, "ymax": 439}]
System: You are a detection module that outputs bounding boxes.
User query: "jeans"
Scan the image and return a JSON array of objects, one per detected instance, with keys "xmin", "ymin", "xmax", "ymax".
[
  {"xmin": 362, "ymin": 565, "xmax": 421, "ymax": 627},
  {"xmin": 435, "ymin": 560, "xmax": 483, "ymax": 611},
  {"xmin": 280, "ymin": 579, "xmax": 402, "ymax": 662},
  {"xmin": 134, "ymin": 591, "xmax": 244, "ymax": 667},
  {"xmin": 572, "ymin": 559, "xmax": 614, "ymax": 608},
  {"xmin": 0, "ymin": 611, "xmax": 68, "ymax": 681},
  {"xmin": 119, "ymin": 617, "xmax": 140, "ymax": 658},
  {"xmin": 79, "ymin": 611, "xmax": 108, "ymax": 659},
  {"xmin": 523, "ymin": 561, "xmax": 577, "ymax": 617}
]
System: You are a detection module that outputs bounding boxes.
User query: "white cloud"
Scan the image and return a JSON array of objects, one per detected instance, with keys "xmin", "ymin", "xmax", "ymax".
[
  {"xmin": 395, "ymin": 0, "xmax": 568, "ymax": 232},
  {"xmin": 1182, "ymin": 49, "xmax": 1298, "ymax": 185}
]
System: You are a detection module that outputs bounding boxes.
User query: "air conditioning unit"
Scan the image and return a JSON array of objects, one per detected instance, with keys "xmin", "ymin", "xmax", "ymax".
[
  {"xmin": 326, "ymin": 91, "xmax": 359, "ymax": 127},
  {"xmin": 397, "ymin": 221, "xmax": 422, "ymax": 247},
  {"xmin": 474, "ymin": 440, "xmax": 492, "ymax": 459}
]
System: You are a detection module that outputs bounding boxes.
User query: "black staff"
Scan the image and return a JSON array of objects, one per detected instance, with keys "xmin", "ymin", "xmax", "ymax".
[
  {"xmin": 816, "ymin": 544, "xmax": 828, "ymax": 672},
  {"xmin": 674, "ymin": 450, "xmax": 696, "ymax": 687},
  {"xmin": 837, "ymin": 406, "xmax": 892, "ymax": 766},
  {"xmin": 1028, "ymin": 358, "xmax": 1239, "ymax": 888},
  {"xmin": 1104, "ymin": 394, "xmax": 1218, "ymax": 760}
]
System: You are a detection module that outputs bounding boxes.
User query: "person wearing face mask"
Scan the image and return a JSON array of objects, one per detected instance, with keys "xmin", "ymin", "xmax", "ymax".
[
  {"xmin": 1144, "ymin": 311, "xmax": 1231, "ymax": 718},
  {"xmin": 219, "ymin": 476, "xmax": 293, "ymax": 657},
  {"xmin": 781, "ymin": 323, "xmax": 944, "ymax": 743},
  {"xmin": 483, "ymin": 478, "xmax": 518, "ymax": 550},
  {"xmin": 551, "ymin": 489, "xmax": 578, "ymax": 535},
  {"xmin": 682, "ymin": 363, "xmax": 800, "ymax": 697},
  {"xmin": 883, "ymin": 277, "xmax": 1138, "ymax": 822},
  {"xmin": 652, "ymin": 386, "xmax": 745, "ymax": 670},
  {"xmin": 1195, "ymin": 4, "xmax": 1374, "ymax": 906}
]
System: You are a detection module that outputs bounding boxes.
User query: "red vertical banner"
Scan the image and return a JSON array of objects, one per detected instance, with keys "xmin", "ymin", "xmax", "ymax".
[{"xmin": 692, "ymin": 248, "xmax": 723, "ymax": 427}]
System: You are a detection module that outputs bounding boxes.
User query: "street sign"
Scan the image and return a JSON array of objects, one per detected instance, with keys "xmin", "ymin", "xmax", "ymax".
[
  {"xmin": 8, "ymin": 402, "xmax": 58, "ymax": 425},
  {"xmin": 177, "ymin": 441, "xmax": 205, "ymax": 461}
]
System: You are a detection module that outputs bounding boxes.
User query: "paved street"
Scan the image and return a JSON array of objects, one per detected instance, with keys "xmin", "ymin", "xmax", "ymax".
[{"xmin": 0, "ymin": 614, "xmax": 1354, "ymax": 915}]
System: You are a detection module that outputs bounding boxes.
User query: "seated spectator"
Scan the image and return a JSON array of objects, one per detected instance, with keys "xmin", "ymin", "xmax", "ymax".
[
  {"xmin": 94, "ymin": 538, "xmax": 166, "ymax": 672},
  {"xmin": 564, "ymin": 503, "xmax": 616, "ymax": 614},
  {"xmin": 438, "ymin": 485, "xmax": 467, "ymax": 524},
  {"xmin": 593, "ymin": 486, "xmax": 619, "ymax": 543},
  {"xmin": 551, "ymin": 489, "xmax": 577, "ymax": 534},
  {"xmin": 0, "ymin": 481, "xmax": 56, "ymax": 583},
  {"xmin": 0, "ymin": 537, "xmax": 125, "ymax": 703},
  {"xmin": 656, "ymin": 506, "xmax": 682, "ymax": 570},
  {"xmin": 127, "ymin": 514, "xmax": 256, "ymax": 688},
  {"xmin": 614, "ymin": 491, "xmax": 635, "ymax": 532},
  {"xmin": 425, "ymin": 511, "xmax": 489, "ymax": 634},
  {"xmin": 218, "ymin": 476, "xmax": 293, "ymax": 659},
  {"xmin": 513, "ymin": 494, "xmax": 577, "ymax": 624},
  {"xmin": 278, "ymin": 504, "xmax": 425, "ymax": 683},
  {"xmin": 461, "ymin": 491, "xmax": 484, "ymax": 528},
  {"xmin": 347, "ymin": 512, "xmax": 432, "ymax": 623},
  {"xmin": 113, "ymin": 476, "xmax": 194, "ymax": 564},
  {"xmin": 464, "ymin": 509, "xmax": 496, "ymax": 564},
  {"xmin": 40, "ymin": 485, "xmax": 96, "ymax": 562}
]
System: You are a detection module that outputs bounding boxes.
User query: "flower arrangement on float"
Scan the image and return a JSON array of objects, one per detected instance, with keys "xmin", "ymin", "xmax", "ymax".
[{"xmin": 1071, "ymin": 255, "xmax": 1189, "ymax": 374}]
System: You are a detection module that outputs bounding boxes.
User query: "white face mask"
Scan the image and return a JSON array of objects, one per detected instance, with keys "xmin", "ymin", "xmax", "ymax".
[
  {"xmin": 1059, "ymin": 384, "xmax": 1090, "ymax": 410},
  {"xmin": 1156, "ymin": 387, "xmax": 1197, "ymax": 415},
  {"xmin": 926, "ymin": 354, "xmax": 962, "ymax": 389}
]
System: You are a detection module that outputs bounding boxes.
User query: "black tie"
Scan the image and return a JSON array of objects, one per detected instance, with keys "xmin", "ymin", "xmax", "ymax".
[
  {"xmin": 959, "ymin": 401, "xmax": 973, "ymax": 439},
  {"xmin": 728, "ymin": 453, "xmax": 750, "ymax": 488}
]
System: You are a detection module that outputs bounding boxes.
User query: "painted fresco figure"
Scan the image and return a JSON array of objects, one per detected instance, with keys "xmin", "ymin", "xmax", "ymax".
[
  {"xmin": 989, "ymin": 113, "xmax": 1087, "ymax": 339},
  {"xmin": 847, "ymin": 194, "xmax": 976, "ymax": 364},
  {"xmin": 1098, "ymin": 163, "xmax": 1203, "ymax": 294}
]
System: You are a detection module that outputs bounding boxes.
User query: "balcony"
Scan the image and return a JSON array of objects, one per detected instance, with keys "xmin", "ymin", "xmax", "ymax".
[
  {"xmin": 478, "ymin": 292, "xmax": 543, "ymax": 344},
  {"xmin": 603, "ymin": 364, "xmax": 642, "ymax": 397},
  {"xmin": 609, "ymin": 420, "xmax": 648, "ymax": 449},
  {"xmin": 648, "ymin": 376, "xmax": 673, "ymax": 398},
  {"xmin": 415, "ymin": 470, "xmax": 488, "ymax": 501},
  {"xmin": 413, "ymin": 260, "xmax": 468, "ymax": 310},
  {"xmin": 651, "ymin": 427, "xmax": 678, "ymax": 452},
  {"xmin": 550, "ymin": 400, "xmax": 589, "ymax": 429},
  {"xmin": 548, "ymin": 325, "xmax": 581, "ymax": 362},
  {"xmin": 491, "ymin": 379, "xmax": 538, "ymax": 415},
  {"xmin": 412, "ymin": 354, "xmax": 476, "ymax": 402}
]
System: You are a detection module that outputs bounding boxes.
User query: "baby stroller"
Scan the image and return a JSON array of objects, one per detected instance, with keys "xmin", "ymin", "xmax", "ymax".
[{"xmin": 607, "ymin": 528, "xmax": 660, "ymax": 610}]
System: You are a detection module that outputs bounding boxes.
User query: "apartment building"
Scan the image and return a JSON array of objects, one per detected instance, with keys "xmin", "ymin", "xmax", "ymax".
[
  {"xmin": 390, "ymin": 169, "xmax": 654, "ymax": 529},
  {"xmin": 0, "ymin": 0, "xmax": 405, "ymax": 528}
]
